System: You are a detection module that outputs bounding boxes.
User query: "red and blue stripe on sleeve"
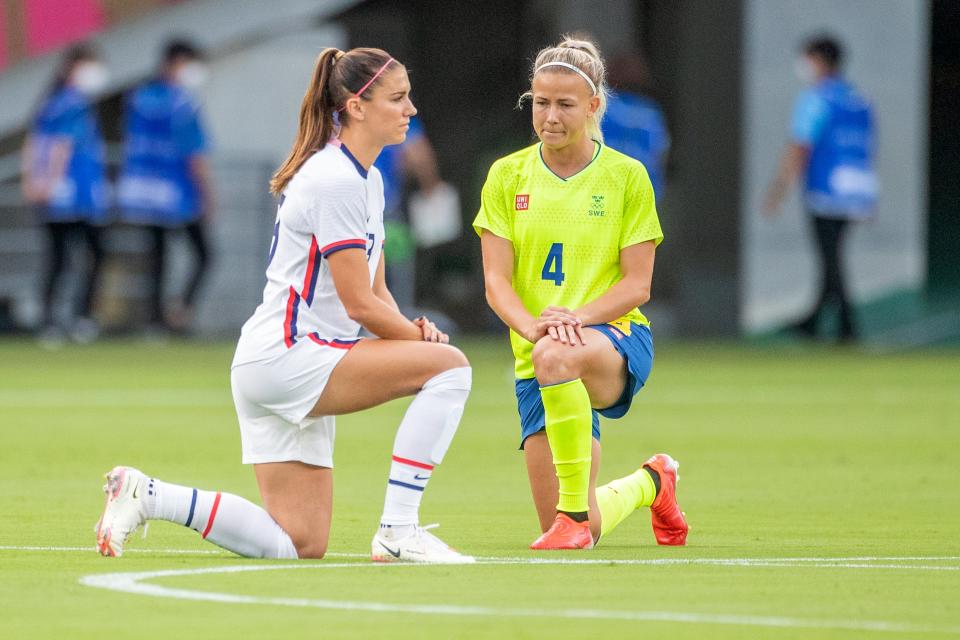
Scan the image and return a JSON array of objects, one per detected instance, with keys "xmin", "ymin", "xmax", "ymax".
[{"xmin": 321, "ymin": 238, "xmax": 367, "ymax": 258}]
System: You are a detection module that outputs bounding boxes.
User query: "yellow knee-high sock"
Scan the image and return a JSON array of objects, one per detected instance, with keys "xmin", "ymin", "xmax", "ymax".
[
  {"xmin": 540, "ymin": 379, "xmax": 593, "ymax": 514},
  {"xmin": 596, "ymin": 468, "xmax": 658, "ymax": 538}
]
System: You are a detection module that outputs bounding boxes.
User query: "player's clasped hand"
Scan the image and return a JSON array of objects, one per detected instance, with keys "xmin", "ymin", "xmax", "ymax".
[
  {"xmin": 540, "ymin": 305, "xmax": 586, "ymax": 346},
  {"xmin": 414, "ymin": 316, "xmax": 449, "ymax": 344}
]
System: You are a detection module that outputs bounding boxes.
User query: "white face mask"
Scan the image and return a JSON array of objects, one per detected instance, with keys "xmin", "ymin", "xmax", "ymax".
[
  {"xmin": 175, "ymin": 62, "xmax": 209, "ymax": 90},
  {"xmin": 72, "ymin": 62, "xmax": 109, "ymax": 96},
  {"xmin": 793, "ymin": 57, "xmax": 817, "ymax": 84}
]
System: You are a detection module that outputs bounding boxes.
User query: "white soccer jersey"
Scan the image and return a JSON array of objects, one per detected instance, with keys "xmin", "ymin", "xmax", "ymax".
[{"xmin": 233, "ymin": 141, "xmax": 385, "ymax": 366}]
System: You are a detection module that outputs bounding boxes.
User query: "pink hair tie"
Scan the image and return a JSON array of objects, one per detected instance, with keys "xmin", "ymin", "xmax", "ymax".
[{"xmin": 354, "ymin": 57, "xmax": 395, "ymax": 98}]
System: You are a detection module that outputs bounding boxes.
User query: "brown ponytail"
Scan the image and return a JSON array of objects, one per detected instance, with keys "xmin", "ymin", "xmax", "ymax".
[
  {"xmin": 270, "ymin": 48, "xmax": 339, "ymax": 195},
  {"xmin": 270, "ymin": 47, "xmax": 399, "ymax": 195}
]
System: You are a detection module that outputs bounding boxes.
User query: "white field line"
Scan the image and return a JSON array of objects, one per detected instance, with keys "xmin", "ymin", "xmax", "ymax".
[
  {"xmin": 0, "ymin": 545, "xmax": 364, "ymax": 558},
  {"xmin": 77, "ymin": 562, "xmax": 960, "ymax": 635},
  {"xmin": 6, "ymin": 546, "xmax": 960, "ymax": 568},
  {"xmin": 2, "ymin": 386, "xmax": 959, "ymax": 408},
  {"xmin": 5, "ymin": 546, "xmax": 960, "ymax": 570}
]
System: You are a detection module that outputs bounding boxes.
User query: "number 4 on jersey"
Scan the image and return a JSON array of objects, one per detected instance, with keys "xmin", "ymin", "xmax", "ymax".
[{"xmin": 541, "ymin": 242, "xmax": 565, "ymax": 286}]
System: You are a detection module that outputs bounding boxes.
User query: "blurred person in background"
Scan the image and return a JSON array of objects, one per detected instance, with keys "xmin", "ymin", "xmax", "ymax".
[
  {"xmin": 763, "ymin": 34, "xmax": 877, "ymax": 343},
  {"xmin": 601, "ymin": 50, "xmax": 670, "ymax": 201},
  {"xmin": 374, "ymin": 116, "xmax": 436, "ymax": 313},
  {"xmin": 21, "ymin": 43, "xmax": 110, "ymax": 345},
  {"xmin": 475, "ymin": 36, "xmax": 686, "ymax": 551},
  {"xmin": 375, "ymin": 117, "xmax": 460, "ymax": 316},
  {"xmin": 116, "ymin": 39, "xmax": 213, "ymax": 334}
]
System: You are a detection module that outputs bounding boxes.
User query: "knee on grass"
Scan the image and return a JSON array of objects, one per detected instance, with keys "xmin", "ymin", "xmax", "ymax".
[{"xmin": 293, "ymin": 538, "xmax": 328, "ymax": 560}]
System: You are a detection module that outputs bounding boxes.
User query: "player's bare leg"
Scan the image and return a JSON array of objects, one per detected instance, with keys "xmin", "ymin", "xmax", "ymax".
[
  {"xmin": 254, "ymin": 462, "xmax": 332, "ymax": 558},
  {"xmin": 96, "ymin": 465, "xmax": 299, "ymax": 559},
  {"xmin": 532, "ymin": 328, "xmax": 628, "ymax": 400},
  {"xmin": 527, "ymin": 328, "xmax": 686, "ymax": 547},
  {"xmin": 314, "ymin": 338, "xmax": 475, "ymax": 563},
  {"xmin": 309, "ymin": 339, "xmax": 468, "ymax": 415},
  {"xmin": 528, "ymin": 328, "xmax": 631, "ymax": 549},
  {"xmin": 525, "ymin": 435, "xmax": 602, "ymax": 540}
]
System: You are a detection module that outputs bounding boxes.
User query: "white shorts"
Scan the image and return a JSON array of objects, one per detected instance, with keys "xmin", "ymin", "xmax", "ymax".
[{"xmin": 231, "ymin": 338, "xmax": 355, "ymax": 468}]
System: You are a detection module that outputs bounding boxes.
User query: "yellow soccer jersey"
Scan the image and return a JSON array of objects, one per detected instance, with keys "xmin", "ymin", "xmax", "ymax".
[{"xmin": 474, "ymin": 142, "xmax": 664, "ymax": 378}]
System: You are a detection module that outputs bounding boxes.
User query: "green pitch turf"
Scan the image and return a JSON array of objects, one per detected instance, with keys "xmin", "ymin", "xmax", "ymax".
[{"xmin": 1, "ymin": 337, "xmax": 958, "ymax": 639}]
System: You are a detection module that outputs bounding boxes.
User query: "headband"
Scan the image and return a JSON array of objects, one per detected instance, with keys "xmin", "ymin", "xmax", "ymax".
[
  {"xmin": 355, "ymin": 57, "xmax": 395, "ymax": 98},
  {"xmin": 535, "ymin": 61, "xmax": 597, "ymax": 96}
]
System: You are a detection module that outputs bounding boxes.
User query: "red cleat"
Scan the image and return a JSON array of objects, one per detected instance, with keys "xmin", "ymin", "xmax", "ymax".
[
  {"xmin": 530, "ymin": 512, "xmax": 594, "ymax": 550},
  {"xmin": 644, "ymin": 453, "xmax": 688, "ymax": 546}
]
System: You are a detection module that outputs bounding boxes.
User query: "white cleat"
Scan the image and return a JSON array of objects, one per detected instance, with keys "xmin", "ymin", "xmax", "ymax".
[
  {"xmin": 95, "ymin": 466, "xmax": 149, "ymax": 557},
  {"xmin": 371, "ymin": 524, "xmax": 475, "ymax": 564}
]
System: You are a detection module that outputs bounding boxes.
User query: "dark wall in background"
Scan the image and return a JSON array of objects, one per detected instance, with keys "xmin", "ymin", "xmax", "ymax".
[
  {"xmin": 339, "ymin": 0, "xmax": 539, "ymax": 330},
  {"xmin": 641, "ymin": 0, "xmax": 743, "ymax": 336},
  {"xmin": 929, "ymin": 0, "xmax": 960, "ymax": 296}
]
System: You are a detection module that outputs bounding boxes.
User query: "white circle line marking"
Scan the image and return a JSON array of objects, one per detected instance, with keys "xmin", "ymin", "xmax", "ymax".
[{"xmin": 78, "ymin": 562, "xmax": 960, "ymax": 635}]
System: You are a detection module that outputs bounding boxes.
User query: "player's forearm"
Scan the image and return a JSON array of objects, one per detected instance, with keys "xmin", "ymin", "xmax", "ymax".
[
  {"xmin": 374, "ymin": 285, "xmax": 401, "ymax": 312},
  {"xmin": 575, "ymin": 278, "xmax": 650, "ymax": 327},
  {"xmin": 348, "ymin": 296, "xmax": 421, "ymax": 341},
  {"xmin": 484, "ymin": 276, "xmax": 537, "ymax": 340}
]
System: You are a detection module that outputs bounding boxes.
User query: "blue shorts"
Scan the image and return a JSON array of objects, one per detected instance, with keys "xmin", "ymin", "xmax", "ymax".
[{"xmin": 515, "ymin": 323, "xmax": 654, "ymax": 449}]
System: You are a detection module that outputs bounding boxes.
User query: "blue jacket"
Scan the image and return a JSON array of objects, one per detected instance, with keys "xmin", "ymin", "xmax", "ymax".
[
  {"xmin": 30, "ymin": 86, "xmax": 109, "ymax": 222},
  {"xmin": 601, "ymin": 91, "xmax": 670, "ymax": 200},
  {"xmin": 118, "ymin": 80, "xmax": 209, "ymax": 225},
  {"xmin": 792, "ymin": 77, "xmax": 877, "ymax": 219}
]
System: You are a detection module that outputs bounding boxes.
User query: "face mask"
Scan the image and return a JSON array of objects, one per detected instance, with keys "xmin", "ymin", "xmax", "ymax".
[
  {"xmin": 793, "ymin": 57, "xmax": 816, "ymax": 84},
  {"xmin": 175, "ymin": 62, "xmax": 209, "ymax": 90},
  {"xmin": 72, "ymin": 63, "xmax": 109, "ymax": 96}
]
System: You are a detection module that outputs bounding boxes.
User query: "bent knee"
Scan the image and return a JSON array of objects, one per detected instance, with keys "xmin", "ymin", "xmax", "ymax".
[
  {"xmin": 531, "ymin": 338, "xmax": 579, "ymax": 384},
  {"xmin": 294, "ymin": 540, "xmax": 327, "ymax": 560},
  {"xmin": 436, "ymin": 343, "xmax": 470, "ymax": 371}
]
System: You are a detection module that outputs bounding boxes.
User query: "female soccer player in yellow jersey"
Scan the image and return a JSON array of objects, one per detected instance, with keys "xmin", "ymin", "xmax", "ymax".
[{"xmin": 474, "ymin": 37, "xmax": 688, "ymax": 550}]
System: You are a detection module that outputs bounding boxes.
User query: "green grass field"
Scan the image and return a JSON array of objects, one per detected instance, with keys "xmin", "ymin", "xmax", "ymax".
[{"xmin": 1, "ymin": 337, "xmax": 959, "ymax": 639}]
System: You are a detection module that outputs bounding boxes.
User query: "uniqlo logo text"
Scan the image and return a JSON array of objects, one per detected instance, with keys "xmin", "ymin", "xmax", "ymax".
[{"xmin": 515, "ymin": 194, "xmax": 529, "ymax": 210}]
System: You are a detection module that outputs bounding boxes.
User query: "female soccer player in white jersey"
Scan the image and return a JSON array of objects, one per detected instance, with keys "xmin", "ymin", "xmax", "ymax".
[
  {"xmin": 95, "ymin": 47, "xmax": 474, "ymax": 563},
  {"xmin": 474, "ymin": 37, "xmax": 689, "ymax": 550}
]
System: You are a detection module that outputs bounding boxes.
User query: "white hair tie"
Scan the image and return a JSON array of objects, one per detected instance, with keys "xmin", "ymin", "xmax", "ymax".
[{"xmin": 535, "ymin": 61, "xmax": 598, "ymax": 96}]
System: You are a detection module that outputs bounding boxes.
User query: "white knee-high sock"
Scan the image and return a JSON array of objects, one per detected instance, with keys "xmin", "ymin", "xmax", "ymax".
[
  {"xmin": 380, "ymin": 366, "xmax": 471, "ymax": 527},
  {"xmin": 144, "ymin": 478, "xmax": 297, "ymax": 559}
]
